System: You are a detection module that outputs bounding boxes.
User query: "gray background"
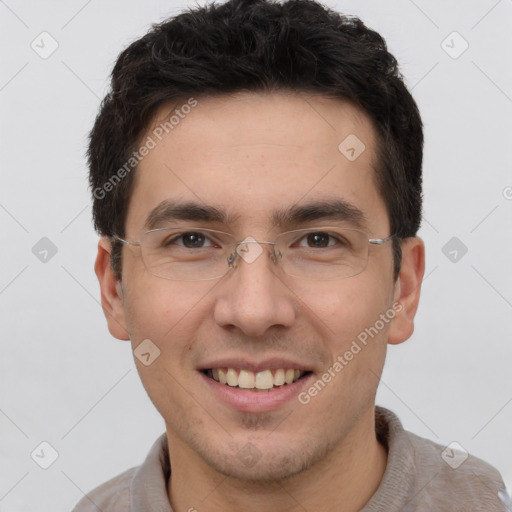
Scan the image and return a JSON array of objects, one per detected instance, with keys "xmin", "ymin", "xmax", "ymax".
[{"xmin": 1, "ymin": 0, "xmax": 511, "ymax": 510}]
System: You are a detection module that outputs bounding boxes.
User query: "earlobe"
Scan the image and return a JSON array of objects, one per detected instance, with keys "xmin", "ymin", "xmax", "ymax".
[
  {"xmin": 95, "ymin": 237, "xmax": 130, "ymax": 341},
  {"xmin": 387, "ymin": 237, "xmax": 425, "ymax": 345}
]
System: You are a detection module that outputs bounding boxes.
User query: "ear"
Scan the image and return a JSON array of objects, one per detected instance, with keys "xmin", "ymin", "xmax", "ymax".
[
  {"xmin": 387, "ymin": 237, "xmax": 425, "ymax": 345},
  {"xmin": 94, "ymin": 237, "xmax": 130, "ymax": 341}
]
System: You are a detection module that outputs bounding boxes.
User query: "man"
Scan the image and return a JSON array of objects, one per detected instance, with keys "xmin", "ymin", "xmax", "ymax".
[{"xmin": 73, "ymin": 0, "xmax": 508, "ymax": 510}]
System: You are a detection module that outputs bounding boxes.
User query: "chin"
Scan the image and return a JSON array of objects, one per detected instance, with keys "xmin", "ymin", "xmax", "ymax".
[{"xmin": 196, "ymin": 433, "xmax": 335, "ymax": 483}]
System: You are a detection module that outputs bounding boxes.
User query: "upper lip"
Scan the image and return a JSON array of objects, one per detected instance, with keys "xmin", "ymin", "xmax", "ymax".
[{"xmin": 199, "ymin": 357, "xmax": 314, "ymax": 373}]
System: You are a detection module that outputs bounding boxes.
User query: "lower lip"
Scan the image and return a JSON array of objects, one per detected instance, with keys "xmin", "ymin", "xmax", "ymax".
[{"xmin": 200, "ymin": 372, "xmax": 313, "ymax": 413}]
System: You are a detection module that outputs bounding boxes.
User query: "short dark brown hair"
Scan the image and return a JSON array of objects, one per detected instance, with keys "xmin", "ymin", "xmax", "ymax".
[{"xmin": 88, "ymin": 0, "xmax": 423, "ymax": 280}]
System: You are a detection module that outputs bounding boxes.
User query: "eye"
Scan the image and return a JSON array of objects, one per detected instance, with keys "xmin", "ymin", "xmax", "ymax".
[
  {"xmin": 164, "ymin": 231, "xmax": 214, "ymax": 249},
  {"xmin": 296, "ymin": 231, "xmax": 345, "ymax": 249}
]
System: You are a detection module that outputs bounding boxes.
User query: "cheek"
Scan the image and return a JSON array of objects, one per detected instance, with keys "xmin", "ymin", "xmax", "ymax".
[
  {"xmin": 122, "ymin": 278, "xmax": 209, "ymax": 357},
  {"xmin": 125, "ymin": 274, "xmax": 207, "ymax": 323},
  {"xmin": 121, "ymin": 282, "xmax": 211, "ymax": 417},
  {"xmin": 296, "ymin": 277, "xmax": 394, "ymax": 399},
  {"xmin": 296, "ymin": 275, "xmax": 392, "ymax": 340},
  {"xmin": 334, "ymin": 282, "xmax": 393, "ymax": 380},
  {"xmin": 312, "ymin": 283, "xmax": 392, "ymax": 398}
]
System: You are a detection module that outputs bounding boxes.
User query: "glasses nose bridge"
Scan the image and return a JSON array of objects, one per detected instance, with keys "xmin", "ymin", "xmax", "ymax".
[{"xmin": 228, "ymin": 238, "xmax": 281, "ymax": 269}]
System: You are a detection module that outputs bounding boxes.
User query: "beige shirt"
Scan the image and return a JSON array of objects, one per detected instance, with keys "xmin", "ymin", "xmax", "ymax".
[{"xmin": 72, "ymin": 407, "xmax": 509, "ymax": 511}]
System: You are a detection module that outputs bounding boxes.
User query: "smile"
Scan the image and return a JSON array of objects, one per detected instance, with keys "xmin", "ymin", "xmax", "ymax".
[{"xmin": 203, "ymin": 368, "xmax": 310, "ymax": 391}]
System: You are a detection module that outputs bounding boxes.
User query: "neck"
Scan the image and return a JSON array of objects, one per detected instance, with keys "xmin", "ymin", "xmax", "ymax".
[{"xmin": 167, "ymin": 406, "xmax": 387, "ymax": 512}]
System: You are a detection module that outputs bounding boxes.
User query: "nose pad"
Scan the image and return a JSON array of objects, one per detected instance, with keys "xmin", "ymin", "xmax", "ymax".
[
  {"xmin": 227, "ymin": 251, "xmax": 238, "ymax": 268},
  {"xmin": 270, "ymin": 248, "xmax": 282, "ymax": 264}
]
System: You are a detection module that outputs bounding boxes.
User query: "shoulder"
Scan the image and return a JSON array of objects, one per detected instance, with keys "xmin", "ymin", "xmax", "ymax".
[
  {"xmin": 373, "ymin": 407, "xmax": 507, "ymax": 511},
  {"xmin": 404, "ymin": 428, "xmax": 507, "ymax": 510},
  {"xmin": 70, "ymin": 466, "xmax": 136, "ymax": 512},
  {"xmin": 70, "ymin": 433, "xmax": 170, "ymax": 512}
]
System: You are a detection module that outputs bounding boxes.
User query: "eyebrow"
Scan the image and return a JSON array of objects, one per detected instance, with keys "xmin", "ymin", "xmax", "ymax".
[
  {"xmin": 143, "ymin": 198, "xmax": 367, "ymax": 231},
  {"xmin": 144, "ymin": 201, "xmax": 235, "ymax": 230},
  {"xmin": 271, "ymin": 199, "xmax": 367, "ymax": 230}
]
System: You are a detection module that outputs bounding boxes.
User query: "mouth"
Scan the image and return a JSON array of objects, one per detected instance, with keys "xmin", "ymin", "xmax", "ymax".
[{"xmin": 202, "ymin": 367, "xmax": 312, "ymax": 392}]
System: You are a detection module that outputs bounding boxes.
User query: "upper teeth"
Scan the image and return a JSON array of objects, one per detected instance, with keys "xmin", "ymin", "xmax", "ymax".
[{"xmin": 209, "ymin": 368, "xmax": 304, "ymax": 389}]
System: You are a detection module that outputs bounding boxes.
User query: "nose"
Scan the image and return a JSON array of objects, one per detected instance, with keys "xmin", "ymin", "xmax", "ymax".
[{"xmin": 213, "ymin": 240, "xmax": 296, "ymax": 337}]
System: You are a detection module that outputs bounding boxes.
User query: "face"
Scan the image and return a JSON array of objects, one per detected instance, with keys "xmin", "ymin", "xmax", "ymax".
[{"xmin": 96, "ymin": 91, "xmax": 424, "ymax": 481}]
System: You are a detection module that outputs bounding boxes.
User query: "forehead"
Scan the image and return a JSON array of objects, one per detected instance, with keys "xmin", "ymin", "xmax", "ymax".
[{"xmin": 126, "ymin": 91, "xmax": 388, "ymax": 234}]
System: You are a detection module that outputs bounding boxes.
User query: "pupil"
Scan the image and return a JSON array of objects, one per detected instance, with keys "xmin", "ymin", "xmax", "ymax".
[
  {"xmin": 183, "ymin": 232, "xmax": 204, "ymax": 248},
  {"xmin": 307, "ymin": 232, "xmax": 329, "ymax": 248}
]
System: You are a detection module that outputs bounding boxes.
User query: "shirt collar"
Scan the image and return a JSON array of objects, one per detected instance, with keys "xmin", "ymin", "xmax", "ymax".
[{"xmin": 130, "ymin": 433, "xmax": 172, "ymax": 512}]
